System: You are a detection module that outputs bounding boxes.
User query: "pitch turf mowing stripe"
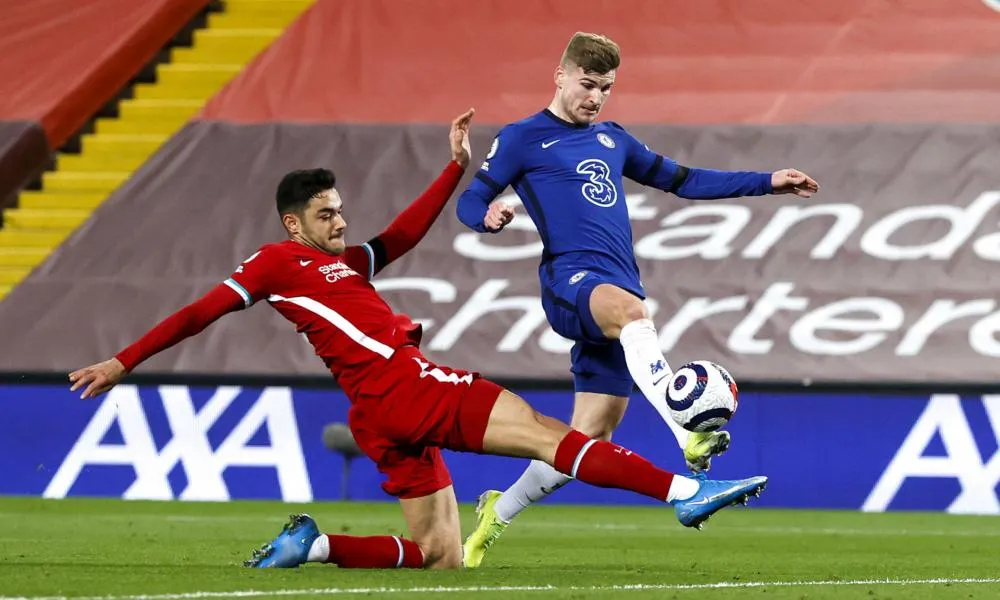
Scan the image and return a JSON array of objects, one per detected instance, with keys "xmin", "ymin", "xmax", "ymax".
[
  {"xmin": 3, "ymin": 578, "xmax": 1000, "ymax": 600},
  {"xmin": 5, "ymin": 511, "xmax": 1000, "ymax": 538}
]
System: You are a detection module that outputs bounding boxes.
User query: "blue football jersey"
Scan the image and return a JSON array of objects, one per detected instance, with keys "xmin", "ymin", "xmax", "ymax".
[{"xmin": 457, "ymin": 109, "xmax": 770, "ymax": 298}]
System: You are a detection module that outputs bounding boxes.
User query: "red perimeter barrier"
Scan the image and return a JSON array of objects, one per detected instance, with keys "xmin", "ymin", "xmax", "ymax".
[
  {"xmin": 200, "ymin": 0, "xmax": 1000, "ymax": 125},
  {"xmin": 0, "ymin": 0, "xmax": 211, "ymax": 148}
]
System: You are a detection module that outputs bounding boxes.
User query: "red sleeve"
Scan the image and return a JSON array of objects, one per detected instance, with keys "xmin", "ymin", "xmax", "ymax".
[
  {"xmin": 364, "ymin": 160, "xmax": 465, "ymax": 275},
  {"xmin": 114, "ymin": 284, "xmax": 244, "ymax": 372},
  {"xmin": 115, "ymin": 245, "xmax": 279, "ymax": 372},
  {"xmin": 226, "ymin": 246, "xmax": 280, "ymax": 306}
]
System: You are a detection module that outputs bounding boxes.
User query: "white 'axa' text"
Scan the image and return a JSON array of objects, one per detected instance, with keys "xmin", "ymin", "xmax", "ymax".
[
  {"xmin": 864, "ymin": 394, "xmax": 1000, "ymax": 514},
  {"xmin": 44, "ymin": 385, "xmax": 312, "ymax": 502}
]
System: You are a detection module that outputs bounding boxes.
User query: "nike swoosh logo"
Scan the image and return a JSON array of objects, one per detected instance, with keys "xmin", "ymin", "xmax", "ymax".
[
  {"xmin": 652, "ymin": 374, "xmax": 669, "ymax": 386},
  {"xmin": 689, "ymin": 485, "xmax": 742, "ymax": 506},
  {"xmin": 300, "ymin": 260, "xmax": 313, "ymax": 267},
  {"xmin": 541, "ymin": 140, "xmax": 561, "ymax": 148}
]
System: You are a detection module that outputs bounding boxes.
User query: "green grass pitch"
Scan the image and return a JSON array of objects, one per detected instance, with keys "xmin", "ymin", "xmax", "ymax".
[{"xmin": 1, "ymin": 497, "xmax": 998, "ymax": 599}]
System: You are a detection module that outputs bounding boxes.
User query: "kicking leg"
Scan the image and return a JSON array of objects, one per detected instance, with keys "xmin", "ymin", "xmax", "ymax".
[
  {"xmin": 590, "ymin": 283, "xmax": 730, "ymax": 472},
  {"xmin": 589, "ymin": 283, "xmax": 688, "ymax": 446}
]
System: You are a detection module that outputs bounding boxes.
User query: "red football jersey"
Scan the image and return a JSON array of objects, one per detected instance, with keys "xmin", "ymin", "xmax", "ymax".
[
  {"xmin": 112, "ymin": 162, "xmax": 467, "ymax": 389},
  {"xmin": 225, "ymin": 239, "xmax": 419, "ymax": 392}
]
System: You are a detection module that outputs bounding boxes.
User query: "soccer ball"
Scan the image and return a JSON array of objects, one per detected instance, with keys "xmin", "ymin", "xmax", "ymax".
[{"xmin": 666, "ymin": 360, "xmax": 739, "ymax": 432}]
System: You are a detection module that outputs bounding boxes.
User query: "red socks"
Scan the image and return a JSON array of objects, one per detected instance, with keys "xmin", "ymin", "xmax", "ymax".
[
  {"xmin": 554, "ymin": 430, "xmax": 674, "ymax": 501},
  {"xmin": 316, "ymin": 432, "xmax": 675, "ymax": 570},
  {"xmin": 323, "ymin": 535, "xmax": 424, "ymax": 569}
]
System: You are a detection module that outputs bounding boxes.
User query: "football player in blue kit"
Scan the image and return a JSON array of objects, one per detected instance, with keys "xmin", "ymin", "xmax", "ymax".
[{"xmin": 456, "ymin": 32, "xmax": 819, "ymax": 567}]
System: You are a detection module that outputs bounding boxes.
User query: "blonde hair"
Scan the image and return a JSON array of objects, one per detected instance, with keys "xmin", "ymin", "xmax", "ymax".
[{"xmin": 561, "ymin": 32, "xmax": 621, "ymax": 74}]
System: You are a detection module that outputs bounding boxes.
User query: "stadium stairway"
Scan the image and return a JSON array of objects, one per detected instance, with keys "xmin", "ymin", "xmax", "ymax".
[{"xmin": 0, "ymin": 0, "xmax": 314, "ymax": 300}]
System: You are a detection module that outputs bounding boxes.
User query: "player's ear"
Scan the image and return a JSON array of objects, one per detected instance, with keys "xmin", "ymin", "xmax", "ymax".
[
  {"xmin": 281, "ymin": 212, "xmax": 300, "ymax": 235},
  {"xmin": 554, "ymin": 64, "xmax": 564, "ymax": 88}
]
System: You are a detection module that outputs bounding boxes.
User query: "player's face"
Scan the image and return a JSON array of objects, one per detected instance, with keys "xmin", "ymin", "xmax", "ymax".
[
  {"xmin": 556, "ymin": 64, "xmax": 615, "ymax": 124},
  {"xmin": 300, "ymin": 190, "xmax": 347, "ymax": 255}
]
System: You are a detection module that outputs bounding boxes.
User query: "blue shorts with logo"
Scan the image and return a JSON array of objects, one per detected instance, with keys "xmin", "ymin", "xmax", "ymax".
[{"xmin": 539, "ymin": 264, "xmax": 639, "ymax": 397}]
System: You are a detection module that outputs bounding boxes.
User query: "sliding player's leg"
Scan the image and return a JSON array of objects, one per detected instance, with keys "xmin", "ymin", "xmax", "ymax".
[
  {"xmin": 246, "ymin": 410, "xmax": 461, "ymax": 569},
  {"xmin": 307, "ymin": 460, "xmax": 462, "ymax": 570},
  {"xmin": 398, "ymin": 484, "xmax": 463, "ymax": 569},
  {"xmin": 243, "ymin": 484, "xmax": 459, "ymax": 570},
  {"xmin": 477, "ymin": 387, "xmax": 765, "ymax": 531},
  {"xmin": 421, "ymin": 365, "xmax": 750, "ymax": 525}
]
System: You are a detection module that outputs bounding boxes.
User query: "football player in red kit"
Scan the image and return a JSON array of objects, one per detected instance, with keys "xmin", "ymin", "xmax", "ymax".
[{"xmin": 69, "ymin": 109, "xmax": 766, "ymax": 570}]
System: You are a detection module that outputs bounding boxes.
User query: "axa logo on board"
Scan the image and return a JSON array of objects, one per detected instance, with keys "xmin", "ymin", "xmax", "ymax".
[
  {"xmin": 865, "ymin": 394, "xmax": 1000, "ymax": 515},
  {"xmin": 43, "ymin": 385, "xmax": 312, "ymax": 502},
  {"xmin": 39, "ymin": 384, "xmax": 1000, "ymax": 515}
]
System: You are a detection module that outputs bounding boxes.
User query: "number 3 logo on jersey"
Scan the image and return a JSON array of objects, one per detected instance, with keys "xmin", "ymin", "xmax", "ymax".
[{"xmin": 576, "ymin": 159, "xmax": 618, "ymax": 207}]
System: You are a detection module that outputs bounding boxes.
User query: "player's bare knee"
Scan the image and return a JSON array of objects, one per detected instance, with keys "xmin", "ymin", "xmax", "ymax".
[
  {"xmin": 436, "ymin": 546, "xmax": 464, "ymax": 570},
  {"xmin": 620, "ymin": 297, "xmax": 649, "ymax": 325},
  {"xmin": 591, "ymin": 285, "xmax": 650, "ymax": 338},
  {"xmin": 419, "ymin": 540, "xmax": 462, "ymax": 570}
]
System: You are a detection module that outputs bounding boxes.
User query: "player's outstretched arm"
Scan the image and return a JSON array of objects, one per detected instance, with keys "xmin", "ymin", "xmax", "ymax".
[
  {"xmin": 618, "ymin": 124, "xmax": 818, "ymax": 200},
  {"xmin": 68, "ymin": 284, "xmax": 244, "ymax": 399},
  {"xmin": 673, "ymin": 166, "xmax": 819, "ymax": 199},
  {"xmin": 364, "ymin": 109, "xmax": 474, "ymax": 274}
]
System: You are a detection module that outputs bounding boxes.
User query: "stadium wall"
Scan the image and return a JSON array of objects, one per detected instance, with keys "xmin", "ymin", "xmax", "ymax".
[
  {"xmin": 5, "ymin": 0, "xmax": 1000, "ymax": 385},
  {"xmin": 0, "ymin": 0, "xmax": 212, "ymax": 205},
  {"xmin": 2, "ymin": 382, "xmax": 997, "ymax": 515}
]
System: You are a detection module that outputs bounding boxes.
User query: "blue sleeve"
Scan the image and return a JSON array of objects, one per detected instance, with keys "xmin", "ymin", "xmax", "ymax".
[
  {"xmin": 615, "ymin": 123, "xmax": 773, "ymax": 199},
  {"xmin": 456, "ymin": 127, "xmax": 523, "ymax": 233},
  {"xmin": 675, "ymin": 167, "xmax": 772, "ymax": 199}
]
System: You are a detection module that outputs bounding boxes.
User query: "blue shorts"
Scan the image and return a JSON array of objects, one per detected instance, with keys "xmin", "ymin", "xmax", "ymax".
[{"xmin": 540, "ymin": 267, "xmax": 636, "ymax": 398}]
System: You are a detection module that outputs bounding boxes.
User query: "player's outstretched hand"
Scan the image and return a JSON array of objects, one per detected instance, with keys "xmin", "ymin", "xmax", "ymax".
[
  {"xmin": 69, "ymin": 357, "xmax": 127, "ymax": 400},
  {"xmin": 450, "ymin": 108, "xmax": 476, "ymax": 168},
  {"xmin": 484, "ymin": 199, "xmax": 515, "ymax": 231},
  {"xmin": 771, "ymin": 169, "xmax": 819, "ymax": 198}
]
